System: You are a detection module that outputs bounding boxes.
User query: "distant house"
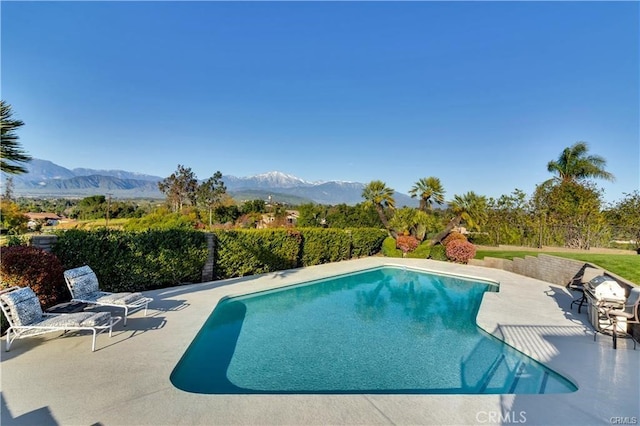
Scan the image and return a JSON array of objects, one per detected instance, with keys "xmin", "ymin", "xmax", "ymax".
[
  {"xmin": 256, "ymin": 210, "xmax": 299, "ymax": 229},
  {"xmin": 285, "ymin": 210, "xmax": 299, "ymax": 225},
  {"xmin": 26, "ymin": 212, "xmax": 62, "ymax": 229}
]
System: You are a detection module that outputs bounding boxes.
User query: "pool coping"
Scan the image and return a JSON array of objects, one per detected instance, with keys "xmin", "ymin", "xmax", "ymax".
[{"xmin": 1, "ymin": 257, "xmax": 639, "ymax": 425}]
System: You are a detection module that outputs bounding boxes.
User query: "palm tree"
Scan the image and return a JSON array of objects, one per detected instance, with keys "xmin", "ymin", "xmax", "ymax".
[
  {"xmin": 547, "ymin": 142, "xmax": 615, "ymax": 183},
  {"xmin": 409, "ymin": 177, "xmax": 445, "ymax": 212},
  {"xmin": 1, "ymin": 101, "xmax": 31, "ymax": 175},
  {"xmin": 430, "ymin": 191, "xmax": 488, "ymax": 245},
  {"xmin": 361, "ymin": 180, "xmax": 396, "ymax": 231}
]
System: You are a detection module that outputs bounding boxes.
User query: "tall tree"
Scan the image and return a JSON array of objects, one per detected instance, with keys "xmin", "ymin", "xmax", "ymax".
[
  {"xmin": 1, "ymin": 101, "xmax": 31, "ymax": 174},
  {"xmin": 3, "ymin": 176, "xmax": 14, "ymax": 201},
  {"xmin": 430, "ymin": 191, "xmax": 487, "ymax": 245},
  {"xmin": 361, "ymin": 180, "xmax": 396, "ymax": 232},
  {"xmin": 533, "ymin": 180, "xmax": 604, "ymax": 249},
  {"xmin": 547, "ymin": 142, "xmax": 615, "ymax": 183},
  {"xmin": 197, "ymin": 171, "xmax": 227, "ymax": 228},
  {"xmin": 158, "ymin": 165, "xmax": 198, "ymax": 212},
  {"xmin": 604, "ymin": 191, "xmax": 640, "ymax": 250},
  {"xmin": 485, "ymin": 189, "xmax": 534, "ymax": 246},
  {"xmin": 388, "ymin": 207, "xmax": 439, "ymax": 241},
  {"xmin": 409, "ymin": 177, "xmax": 445, "ymax": 212}
]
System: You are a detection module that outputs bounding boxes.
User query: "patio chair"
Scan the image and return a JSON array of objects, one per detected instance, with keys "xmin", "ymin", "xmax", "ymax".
[
  {"xmin": 604, "ymin": 287, "xmax": 640, "ymax": 350},
  {"xmin": 0, "ymin": 286, "xmax": 120, "ymax": 352},
  {"xmin": 64, "ymin": 265, "xmax": 153, "ymax": 326}
]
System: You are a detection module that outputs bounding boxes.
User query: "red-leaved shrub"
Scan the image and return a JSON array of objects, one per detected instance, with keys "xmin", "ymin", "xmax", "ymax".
[
  {"xmin": 396, "ymin": 235, "xmax": 419, "ymax": 253},
  {"xmin": 442, "ymin": 232, "xmax": 467, "ymax": 247},
  {"xmin": 0, "ymin": 246, "xmax": 69, "ymax": 310},
  {"xmin": 445, "ymin": 239, "xmax": 477, "ymax": 264}
]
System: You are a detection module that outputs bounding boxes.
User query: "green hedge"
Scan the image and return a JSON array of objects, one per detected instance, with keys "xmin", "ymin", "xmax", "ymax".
[
  {"xmin": 212, "ymin": 228, "xmax": 387, "ymax": 279},
  {"xmin": 350, "ymin": 228, "xmax": 388, "ymax": 258},
  {"xmin": 53, "ymin": 229, "xmax": 208, "ymax": 292},
  {"xmin": 49, "ymin": 227, "xmax": 388, "ymax": 289},
  {"xmin": 300, "ymin": 228, "xmax": 351, "ymax": 267},
  {"xmin": 212, "ymin": 229, "xmax": 302, "ymax": 278}
]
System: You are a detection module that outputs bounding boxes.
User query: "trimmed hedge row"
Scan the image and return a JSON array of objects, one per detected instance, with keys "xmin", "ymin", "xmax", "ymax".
[
  {"xmin": 300, "ymin": 228, "xmax": 352, "ymax": 267},
  {"xmin": 212, "ymin": 228, "xmax": 387, "ymax": 278},
  {"xmin": 52, "ymin": 229, "xmax": 209, "ymax": 292},
  {"xmin": 212, "ymin": 229, "xmax": 302, "ymax": 278},
  {"xmin": 23, "ymin": 228, "xmax": 388, "ymax": 292}
]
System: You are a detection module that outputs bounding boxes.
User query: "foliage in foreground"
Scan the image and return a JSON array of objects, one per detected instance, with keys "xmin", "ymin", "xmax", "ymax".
[{"xmin": 0, "ymin": 245, "xmax": 69, "ymax": 309}]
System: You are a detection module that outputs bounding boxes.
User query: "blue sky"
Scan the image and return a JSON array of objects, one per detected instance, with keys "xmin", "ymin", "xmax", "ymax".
[{"xmin": 2, "ymin": 1, "xmax": 638, "ymax": 203}]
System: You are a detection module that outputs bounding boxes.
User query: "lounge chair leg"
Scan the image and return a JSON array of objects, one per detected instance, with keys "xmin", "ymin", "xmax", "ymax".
[
  {"xmin": 5, "ymin": 328, "xmax": 14, "ymax": 351},
  {"xmin": 91, "ymin": 330, "xmax": 97, "ymax": 352}
]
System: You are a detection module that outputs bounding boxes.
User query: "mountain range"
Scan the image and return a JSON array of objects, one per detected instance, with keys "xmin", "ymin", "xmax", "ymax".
[{"xmin": 2, "ymin": 159, "xmax": 417, "ymax": 207}]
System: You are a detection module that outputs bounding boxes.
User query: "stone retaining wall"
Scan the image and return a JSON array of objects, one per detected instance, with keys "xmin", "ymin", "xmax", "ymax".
[
  {"xmin": 470, "ymin": 253, "xmax": 639, "ymax": 342},
  {"xmin": 28, "ymin": 235, "xmax": 58, "ymax": 253}
]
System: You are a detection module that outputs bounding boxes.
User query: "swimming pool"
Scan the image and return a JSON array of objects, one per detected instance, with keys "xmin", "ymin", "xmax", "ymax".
[{"xmin": 170, "ymin": 266, "xmax": 577, "ymax": 394}]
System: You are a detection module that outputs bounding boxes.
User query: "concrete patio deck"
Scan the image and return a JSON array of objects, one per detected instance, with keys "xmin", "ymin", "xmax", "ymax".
[{"xmin": 1, "ymin": 257, "xmax": 638, "ymax": 425}]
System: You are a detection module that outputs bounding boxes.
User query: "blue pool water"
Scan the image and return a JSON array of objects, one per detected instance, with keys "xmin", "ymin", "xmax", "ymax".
[{"xmin": 170, "ymin": 266, "xmax": 577, "ymax": 394}]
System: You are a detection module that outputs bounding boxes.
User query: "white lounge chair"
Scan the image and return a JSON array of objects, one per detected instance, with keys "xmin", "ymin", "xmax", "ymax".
[
  {"xmin": 0, "ymin": 286, "xmax": 120, "ymax": 352},
  {"xmin": 64, "ymin": 265, "xmax": 153, "ymax": 325}
]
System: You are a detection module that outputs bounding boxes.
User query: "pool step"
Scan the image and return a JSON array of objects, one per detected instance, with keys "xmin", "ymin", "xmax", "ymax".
[
  {"xmin": 508, "ymin": 362, "xmax": 550, "ymax": 394},
  {"xmin": 539, "ymin": 371, "xmax": 549, "ymax": 394},
  {"xmin": 479, "ymin": 358, "xmax": 551, "ymax": 394},
  {"xmin": 478, "ymin": 354, "xmax": 506, "ymax": 393},
  {"xmin": 508, "ymin": 362, "xmax": 526, "ymax": 393}
]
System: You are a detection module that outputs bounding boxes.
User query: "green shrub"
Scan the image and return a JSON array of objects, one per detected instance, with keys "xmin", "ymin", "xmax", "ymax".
[
  {"xmin": 0, "ymin": 246, "xmax": 69, "ymax": 310},
  {"xmin": 445, "ymin": 240, "xmax": 477, "ymax": 264},
  {"xmin": 407, "ymin": 241, "xmax": 431, "ymax": 259},
  {"xmin": 349, "ymin": 228, "xmax": 387, "ymax": 258},
  {"xmin": 300, "ymin": 228, "xmax": 351, "ymax": 267},
  {"xmin": 428, "ymin": 244, "xmax": 448, "ymax": 261},
  {"xmin": 5, "ymin": 235, "xmax": 27, "ymax": 247},
  {"xmin": 213, "ymin": 229, "xmax": 301, "ymax": 278},
  {"xmin": 130, "ymin": 229, "xmax": 209, "ymax": 287},
  {"xmin": 53, "ymin": 229, "xmax": 208, "ymax": 292},
  {"xmin": 382, "ymin": 237, "xmax": 403, "ymax": 257}
]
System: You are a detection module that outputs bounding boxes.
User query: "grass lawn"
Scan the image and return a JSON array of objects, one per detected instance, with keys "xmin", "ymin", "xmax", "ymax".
[{"xmin": 475, "ymin": 250, "xmax": 640, "ymax": 285}]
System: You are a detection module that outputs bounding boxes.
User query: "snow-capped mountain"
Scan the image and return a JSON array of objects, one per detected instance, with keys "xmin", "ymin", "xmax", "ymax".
[
  {"xmin": 223, "ymin": 171, "xmax": 313, "ymax": 190},
  {"xmin": 2, "ymin": 159, "xmax": 417, "ymax": 206}
]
